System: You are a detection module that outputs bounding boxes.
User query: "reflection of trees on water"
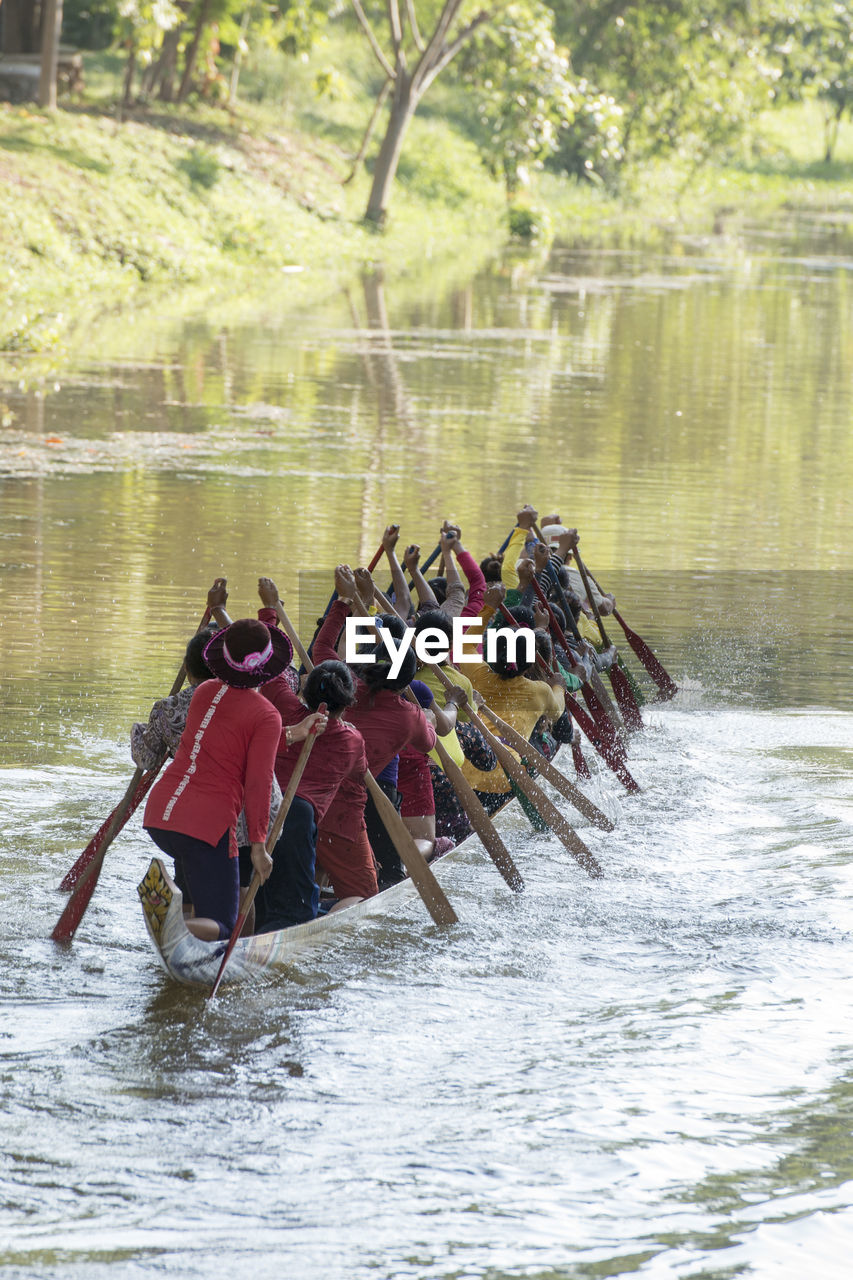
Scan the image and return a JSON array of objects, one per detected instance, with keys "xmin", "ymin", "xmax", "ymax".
[{"xmin": 2, "ymin": 240, "xmax": 853, "ymax": 729}]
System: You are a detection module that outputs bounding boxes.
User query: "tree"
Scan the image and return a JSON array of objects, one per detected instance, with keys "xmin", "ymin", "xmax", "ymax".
[
  {"xmin": 555, "ymin": 1, "xmax": 777, "ymax": 174},
  {"xmin": 458, "ymin": 0, "xmax": 576, "ymax": 197},
  {"xmin": 39, "ymin": 0, "xmax": 65, "ymax": 108},
  {"xmin": 350, "ymin": 0, "xmax": 493, "ymax": 224},
  {"xmin": 764, "ymin": 0, "xmax": 853, "ymax": 161}
]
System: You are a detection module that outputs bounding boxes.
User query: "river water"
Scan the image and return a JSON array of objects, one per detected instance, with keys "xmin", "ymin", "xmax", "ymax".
[{"xmin": 0, "ymin": 216, "xmax": 851, "ymax": 1278}]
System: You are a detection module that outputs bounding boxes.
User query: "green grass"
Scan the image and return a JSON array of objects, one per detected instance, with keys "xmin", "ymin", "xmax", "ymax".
[{"xmin": 3, "ymin": 44, "xmax": 853, "ymax": 373}]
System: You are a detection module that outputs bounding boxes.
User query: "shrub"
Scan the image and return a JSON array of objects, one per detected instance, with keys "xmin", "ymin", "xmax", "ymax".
[{"xmin": 178, "ymin": 145, "xmax": 221, "ymax": 190}]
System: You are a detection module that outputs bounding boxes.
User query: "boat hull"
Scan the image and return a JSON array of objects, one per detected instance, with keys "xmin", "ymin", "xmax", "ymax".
[{"xmin": 137, "ymin": 851, "xmax": 448, "ymax": 988}]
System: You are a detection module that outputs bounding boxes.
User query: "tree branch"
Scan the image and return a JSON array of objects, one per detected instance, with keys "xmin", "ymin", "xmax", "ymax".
[
  {"xmin": 413, "ymin": 0, "xmax": 464, "ymax": 90},
  {"xmin": 388, "ymin": 0, "xmax": 404, "ymax": 55},
  {"xmin": 418, "ymin": 8, "xmax": 491, "ymax": 94},
  {"xmin": 342, "ymin": 77, "xmax": 392, "ymax": 184},
  {"xmin": 350, "ymin": 0, "xmax": 396, "ymax": 80},
  {"xmin": 405, "ymin": 0, "xmax": 426, "ymax": 52}
]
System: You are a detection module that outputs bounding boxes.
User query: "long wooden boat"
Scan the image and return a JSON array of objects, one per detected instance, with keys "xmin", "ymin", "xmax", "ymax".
[{"xmin": 137, "ymin": 818, "xmax": 492, "ymax": 989}]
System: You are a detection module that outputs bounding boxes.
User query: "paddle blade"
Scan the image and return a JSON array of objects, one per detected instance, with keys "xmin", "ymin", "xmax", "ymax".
[
  {"xmin": 613, "ymin": 608, "xmax": 677, "ymax": 701},
  {"xmin": 609, "ymin": 663, "xmax": 644, "ymax": 732},
  {"xmin": 60, "ymin": 768, "xmax": 158, "ymax": 890},
  {"xmin": 572, "ymin": 738, "xmax": 591, "ymax": 779},
  {"xmin": 208, "ymin": 917, "xmax": 246, "ymax": 999},
  {"xmin": 52, "ymin": 853, "xmax": 103, "ymax": 943}
]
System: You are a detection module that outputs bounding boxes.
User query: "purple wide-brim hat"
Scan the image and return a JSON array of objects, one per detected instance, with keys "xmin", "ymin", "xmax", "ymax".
[{"xmin": 203, "ymin": 619, "xmax": 293, "ymax": 689}]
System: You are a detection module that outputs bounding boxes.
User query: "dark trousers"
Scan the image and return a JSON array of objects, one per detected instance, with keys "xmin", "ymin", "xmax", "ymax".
[
  {"xmin": 145, "ymin": 826, "xmax": 237, "ymax": 940},
  {"xmin": 364, "ymin": 779, "xmax": 404, "ymax": 889},
  {"xmin": 257, "ymin": 796, "xmax": 318, "ymax": 933}
]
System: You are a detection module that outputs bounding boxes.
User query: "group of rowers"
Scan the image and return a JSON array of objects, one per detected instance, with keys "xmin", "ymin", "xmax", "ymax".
[{"xmin": 132, "ymin": 506, "xmax": 626, "ymax": 944}]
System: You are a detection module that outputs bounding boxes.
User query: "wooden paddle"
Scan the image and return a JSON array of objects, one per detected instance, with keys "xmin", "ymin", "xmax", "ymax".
[
  {"xmin": 585, "ymin": 563, "xmax": 678, "ymax": 701},
  {"xmin": 364, "ymin": 772, "xmax": 458, "ymax": 925},
  {"xmin": 474, "ymin": 700, "xmax": 614, "ymax": 832},
  {"xmin": 403, "ymin": 686, "xmax": 524, "ymax": 893},
  {"xmin": 52, "ymin": 603, "xmax": 214, "ymax": 943},
  {"xmin": 571, "ymin": 547, "xmax": 644, "ymax": 732},
  {"xmin": 209, "ymin": 707, "xmax": 326, "ymax": 999},
  {"xmin": 278, "ymin": 598, "xmax": 459, "ymax": 928},
  {"xmin": 427, "ymin": 665, "xmax": 602, "ymax": 878}
]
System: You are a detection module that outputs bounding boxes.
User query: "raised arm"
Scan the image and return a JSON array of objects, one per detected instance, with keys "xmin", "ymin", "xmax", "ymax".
[
  {"xmin": 207, "ymin": 576, "xmax": 232, "ymax": 628},
  {"xmin": 448, "ymin": 525, "xmax": 485, "ymax": 617},
  {"xmin": 403, "ymin": 543, "xmax": 439, "ymax": 611},
  {"xmin": 381, "ymin": 524, "xmax": 412, "ymax": 620},
  {"xmin": 437, "ymin": 526, "xmax": 466, "ymax": 618}
]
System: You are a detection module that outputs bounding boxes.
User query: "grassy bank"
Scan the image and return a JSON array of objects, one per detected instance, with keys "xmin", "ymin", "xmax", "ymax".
[
  {"xmin": 3, "ymin": 39, "xmax": 853, "ymax": 377},
  {"xmin": 0, "ymin": 55, "xmax": 507, "ymax": 366}
]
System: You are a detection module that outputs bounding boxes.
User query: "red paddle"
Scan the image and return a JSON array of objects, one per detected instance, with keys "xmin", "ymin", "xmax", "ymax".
[
  {"xmin": 53, "ymin": 604, "xmax": 213, "ymax": 943},
  {"xmin": 514, "ymin": 592, "xmax": 640, "ymax": 794},
  {"xmin": 572, "ymin": 548, "xmax": 644, "ymax": 732},
  {"xmin": 586, "ymin": 565, "xmax": 678, "ymax": 701}
]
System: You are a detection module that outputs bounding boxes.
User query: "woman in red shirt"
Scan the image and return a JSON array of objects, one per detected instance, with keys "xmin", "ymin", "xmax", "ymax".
[
  {"xmin": 144, "ymin": 618, "xmax": 311, "ymax": 942},
  {"xmin": 260, "ymin": 657, "xmax": 367, "ymax": 930},
  {"xmin": 314, "ymin": 567, "xmax": 437, "ymax": 887}
]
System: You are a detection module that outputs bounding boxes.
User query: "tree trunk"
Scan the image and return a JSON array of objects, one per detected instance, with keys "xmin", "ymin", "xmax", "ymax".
[
  {"xmin": 176, "ymin": 0, "xmax": 214, "ymax": 104},
  {"xmin": 343, "ymin": 78, "xmax": 391, "ymax": 185},
  {"xmin": 154, "ymin": 27, "xmax": 183, "ymax": 101},
  {"xmin": 364, "ymin": 74, "xmax": 416, "ymax": 226},
  {"xmin": 122, "ymin": 38, "xmax": 137, "ymax": 107},
  {"xmin": 37, "ymin": 0, "xmax": 62, "ymax": 109},
  {"xmin": 228, "ymin": 7, "xmax": 251, "ymax": 108}
]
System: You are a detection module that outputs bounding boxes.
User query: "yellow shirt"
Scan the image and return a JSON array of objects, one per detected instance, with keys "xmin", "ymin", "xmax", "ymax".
[
  {"xmin": 461, "ymin": 664, "xmax": 565, "ymax": 794},
  {"xmin": 576, "ymin": 611, "xmax": 604, "ymax": 649},
  {"xmin": 500, "ymin": 526, "xmax": 529, "ymax": 589},
  {"xmin": 417, "ymin": 664, "xmax": 476, "ymax": 769}
]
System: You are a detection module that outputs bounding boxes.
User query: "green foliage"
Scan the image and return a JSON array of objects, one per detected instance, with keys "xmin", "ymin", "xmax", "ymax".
[
  {"xmin": 178, "ymin": 143, "xmax": 221, "ymax": 187},
  {"xmin": 557, "ymin": 1, "xmax": 778, "ymax": 177},
  {"xmin": 548, "ymin": 81, "xmax": 624, "ymax": 184},
  {"xmin": 62, "ymin": 0, "xmax": 119, "ymax": 49},
  {"xmin": 459, "ymin": 0, "xmax": 576, "ymax": 195},
  {"xmin": 764, "ymin": 0, "xmax": 853, "ymax": 159},
  {"xmin": 394, "ymin": 120, "xmax": 496, "ymax": 207},
  {"xmin": 507, "ymin": 199, "xmax": 552, "ymax": 241}
]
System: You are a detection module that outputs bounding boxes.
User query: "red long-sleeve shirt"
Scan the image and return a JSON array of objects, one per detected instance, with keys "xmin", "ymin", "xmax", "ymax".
[
  {"xmin": 144, "ymin": 680, "xmax": 281, "ymax": 851},
  {"xmin": 315, "ymin": 601, "xmax": 436, "ymax": 772},
  {"xmin": 458, "ymin": 548, "xmax": 486, "ymax": 617},
  {"xmin": 261, "ymin": 673, "xmax": 367, "ymax": 825}
]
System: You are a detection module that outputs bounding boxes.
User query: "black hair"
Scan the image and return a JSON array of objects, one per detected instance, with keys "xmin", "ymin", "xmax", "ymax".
[
  {"xmin": 377, "ymin": 612, "xmax": 406, "ymax": 640},
  {"xmin": 534, "ymin": 627, "xmax": 553, "ymax": 666},
  {"xmin": 479, "ymin": 555, "xmax": 503, "ymax": 583},
  {"xmin": 185, "ymin": 628, "xmax": 216, "ymax": 683},
  {"xmin": 564, "ymin": 591, "xmax": 582, "ymax": 622},
  {"xmin": 303, "ymin": 660, "xmax": 355, "ymax": 715},
  {"xmin": 413, "ymin": 610, "xmax": 453, "ymax": 643},
  {"xmin": 548, "ymin": 603, "xmax": 567, "ymax": 633},
  {"xmin": 507, "ymin": 604, "xmax": 535, "ymax": 630},
  {"xmin": 361, "ymin": 647, "xmax": 417, "ymax": 693},
  {"xmin": 486, "ymin": 629, "xmax": 535, "ymax": 680},
  {"xmin": 429, "ymin": 576, "xmax": 447, "ymax": 605}
]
